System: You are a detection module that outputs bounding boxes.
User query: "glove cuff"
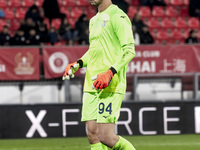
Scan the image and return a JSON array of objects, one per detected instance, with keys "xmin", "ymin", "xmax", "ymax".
[
  {"xmin": 110, "ymin": 67, "xmax": 117, "ymax": 76},
  {"xmin": 77, "ymin": 59, "xmax": 83, "ymax": 68}
]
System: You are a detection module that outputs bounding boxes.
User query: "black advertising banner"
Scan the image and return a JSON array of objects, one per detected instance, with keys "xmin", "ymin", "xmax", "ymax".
[{"xmin": 0, "ymin": 101, "xmax": 200, "ymax": 139}]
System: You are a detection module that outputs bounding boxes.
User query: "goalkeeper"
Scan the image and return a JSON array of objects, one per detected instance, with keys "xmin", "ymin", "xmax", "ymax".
[{"xmin": 63, "ymin": 0, "xmax": 136, "ymax": 149}]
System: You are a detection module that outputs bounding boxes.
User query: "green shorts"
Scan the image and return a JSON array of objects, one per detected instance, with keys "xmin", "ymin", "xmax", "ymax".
[{"xmin": 81, "ymin": 92, "xmax": 124, "ymax": 123}]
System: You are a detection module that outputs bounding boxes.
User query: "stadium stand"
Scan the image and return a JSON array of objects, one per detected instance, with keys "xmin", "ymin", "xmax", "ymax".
[{"xmin": 0, "ymin": 0, "xmax": 199, "ymax": 46}]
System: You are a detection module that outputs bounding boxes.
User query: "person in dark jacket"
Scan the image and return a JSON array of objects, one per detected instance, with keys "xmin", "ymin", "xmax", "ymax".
[
  {"xmin": 140, "ymin": 0, "xmax": 166, "ymax": 10},
  {"xmin": 11, "ymin": 29, "xmax": 27, "ymax": 45},
  {"xmin": 48, "ymin": 26, "xmax": 59, "ymax": 45},
  {"xmin": 38, "ymin": 19, "xmax": 49, "ymax": 44},
  {"xmin": 0, "ymin": 25, "xmax": 11, "ymax": 46},
  {"xmin": 42, "ymin": 0, "xmax": 66, "ymax": 25},
  {"xmin": 140, "ymin": 25, "xmax": 154, "ymax": 44},
  {"xmin": 112, "ymin": 0, "xmax": 128, "ymax": 13},
  {"xmin": 25, "ymin": 5, "xmax": 43, "ymax": 24},
  {"xmin": 26, "ymin": 29, "xmax": 41, "ymax": 45},
  {"xmin": 58, "ymin": 18, "xmax": 74, "ymax": 45},
  {"xmin": 185, "ymin": 30, "xmax": 198, "ymax": 44},
  {"xmin": 189, "ymin": 0, "xmax": 200, "ymax": 19},
  {"xmin": 74, "ymin": 14, "xmax": 89, "ymax": 44},
  {"xmin": 132, "ymin": 13, "xmax": 146, "ymax": 35}
]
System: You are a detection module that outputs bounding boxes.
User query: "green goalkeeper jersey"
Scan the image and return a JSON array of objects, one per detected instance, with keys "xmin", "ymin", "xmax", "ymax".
[{"xmin": 81, "ymin": 4, "xmax": 135, "ymax": 94}]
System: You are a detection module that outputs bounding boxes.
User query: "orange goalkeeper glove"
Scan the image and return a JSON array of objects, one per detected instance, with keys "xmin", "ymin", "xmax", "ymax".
[
  {"xmin": 91, "ymin": 67, "xmax": 117, "ymax": 90},
  {"xmin": 62, "ymin": 59, "xmax": 83, "ymax": 80}
]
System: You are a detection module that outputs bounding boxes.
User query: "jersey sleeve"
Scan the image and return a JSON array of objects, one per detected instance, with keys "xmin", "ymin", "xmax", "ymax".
[
  {"xmin": 80, "ymin": 50, "xmax": 90, "ymax": 67},
  {"xmin": 111, "ymin": 13, "xmax": 136, "ymax": 72}
]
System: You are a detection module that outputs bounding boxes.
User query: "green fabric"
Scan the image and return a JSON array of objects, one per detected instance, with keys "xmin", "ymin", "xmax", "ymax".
[
  {"xmin": 81, "ymin": 92, "xmax": 124, "ymax": 124},
  {"xmin": 90, "ymin": 142, "xmax": 108, "ymax": 150},
  {"xmin": 91, "ymin": 143, "xmax": 103, "ymax": 150},
  {"xmin": 112, "ymin": 136, "xmax": 136, "ymax": 150},
  {"xmin": 81, "ymin": 4, "xmax": 135, "ymax": 94},
  {"xmin": 101, "ymin": 143, "xmax": 108, "ymax": 150}
]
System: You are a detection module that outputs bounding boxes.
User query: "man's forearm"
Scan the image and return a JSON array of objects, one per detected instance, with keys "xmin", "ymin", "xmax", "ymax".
[{"xmin": 112, "ymin": 43, "xmax": 135, "ymax": 72}]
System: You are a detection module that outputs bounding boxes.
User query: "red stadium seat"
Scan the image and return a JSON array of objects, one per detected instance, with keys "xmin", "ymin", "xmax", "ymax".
[
  {"xmin": 180, "ymin": 6, "xmax": 189, "ymax": 16},
  {"xmin": 76, "ymin": 0, "xmax": 89, "ymax": 6},
  {"xmin": 85, "ymin": 6, "xmax": 96, "ymax": 19},
  {"xmin": 183, "ymin": 0, "xmax": 189, "ymax": 5},
  {"xmin": 60, "ymin": 7, "xmax": 70, "ymax": 16},
  {"xmin": 130, "ymin": 0, "xmax": 139, "ymax": 6},
  {"xmin": 0, "ymin": 0, "xmax": 7, "ymax": 8},
  {"xmin": 15, "ymin": 8, "xmax": 27, "ymax": 19},
  {"xmin": 174, "ymin": 17, "xmax": 187, "ymax": 28},
  {"xmin": 70, "ymin": 7, "xmax": 83, "ymax": 18},
  {"xmin": 152, "ymin": 6, "xmax": 165, "ymax": 17},
  {"xmin": 197, "ymin": 29, "xmax": 200, "ymax": 39},
  {"xmin": 0, "ymin": 19, "xmax": 8, "ymax": 30},
  {"xmin": 170, "ymin": 0, "xmax": 183, "ymax": 6},
  {"xmin": 188, "ymin": 17, "xmax": 200, "ymax": 28},
  {"xmin": 7, "ymin": 0, "xmax": 21, "ymax": 8},
  {"xmin": 156, "ymin": 29, "xmax": 169, "ymax": 40},
  {"xmin": 146, "ymin": 17, "xmax": 160, "ymax": 28},
  {"xmin": 138, "ymin": 6, "xmax": 151, "ymax": 17},
  {"xmin": 160, "ymin": 17, "xmax": 174, "ymax": 28},
  {"xmin": 68, "ymin": 17, "xmax": 76, "ymax": 28},
  {"xmin": 10, "ymin": 19, "xmax": 21, "ymax": 30},
  {"xmin": 35, "ymin": 0, "xmax": 44, "ymax": 7},
  {"xmin": 164, "ymin": 0, "xmax": 170, "ymax": 5},
  {"xmin": 51, "ymin": 19, "xmax": 62, "ymax": 30},
  {"xmin": 171, "ymin": 29, "xmax": 183, "ymax": 40},
  {"xmin": 127, "ymin": 6, "xmax": 137, "ymax": 19},
  {"xmin": 4, "ymin": 8, "xmax": 15, "ymax": 19},
  {"xmin": 165, "ymin": 6, "xmax": 179, "ymax": 16},
  {"xmin": 62, "ymin": 0, "xmax": 76, "ymax": 7},
  {"xmin": 21, "ymin": 0, "xmax": 34, "ymax": 7}
]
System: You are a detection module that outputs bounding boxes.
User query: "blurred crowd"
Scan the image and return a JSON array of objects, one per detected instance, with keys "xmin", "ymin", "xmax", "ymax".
[
  {"xmin": 0, "ymin": 0, "xmax": 89, "ymax": 46},
  {"xmin": 0, "ymin": 0, "xmax": 199, "ymax": 46}
]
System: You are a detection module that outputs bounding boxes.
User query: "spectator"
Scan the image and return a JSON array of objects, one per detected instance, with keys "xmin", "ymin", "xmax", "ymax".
[
  {"xmin": 112, "ymin": 0, "xmax": 129, "ymax": 13},
  {"xmin": 19, "ymin": 18, "xmax": 39, "ymax": 38},
  {"xmin": 48, "ymin": 26, "xmax": 59, "ymax": 45},
  {"xmin": 74, "ymin": 14, "xmax": 89, "ymax": 44},
  {"xmin": 26, "ymin": 29, "xmax": 41, "ymax": 45},
  {"xmin": 189, "ymin": 0, "xmax": 200, "ymax": 19},
  {"xmin": 185, "ymin": 30, "xmax": 198, "ymax": 44},
  {"xmin": 132, "ymin": 25, "xmax": 140, "ymax": 45},
  {"xmin": 58, "ymin": 18, "xmax": 74, "ymax": 45},
  {"xmin": 132, "ymin": 13, "xmax": 146, "ymax": 35},
  {"xmin": 25, "ymin": 5, "xmax": 43, "ymax": 24},
  {"xmin": 79, "ymin": 28, "xmax": 89, "ymax": 45},
  {"xmin": 0, "ymin": 25, "xmax": 11, "ymax": 46},
  {"xmin": 0, "ymin": 8, "xmax": 5, "ymax": 18},
  {"xmin": 11, "ymin": 29, "xmax": 27, "ymax": 45},
  {"xmin": 38, "ymin": 19, "xmax": 49, "ymax": 44},
  {"xmin": 42, "ymin": 0, "xmax": 66, "ymax": 25},
  {"xmin": 140, "ymin": 25, "xmax": 154, "ymax": 44},
  {"xmin": 140, "ymin": 0, "xmax": 166, "ymax": 10}
]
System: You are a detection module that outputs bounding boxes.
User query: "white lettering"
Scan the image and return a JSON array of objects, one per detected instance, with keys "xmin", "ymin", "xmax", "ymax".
[
  {"xmin": 115, "ymin": 108, "xmax": 133, "ymax": 135},
  {"xmin": 62, "ymin": 109, "xmax": 80, "ymax": 137},
  {"xmin": 194, "ymin": 106, "xmax": 200, "ymax": 133},
  {"xmin": 139, "ymin": 107, "xmax": 157, "ymax": 135},
  {"xmin": 141, "ymin": 61, "xmax": 151, "ymax": 72},
  {"xmin": 128, "ymin": 61, "xmax": 156, "ymax": 73},
  {"xmin": 26, "ymin": 110, "xmax": 47, "ymax": 138},
  {"xmin": 143, "ymin": 51, "xmax": 160, "ymax": 58},
  {"xmin": 0, "ymin": 64, "xmax": 6, "ymax": 72},
  {"xmin": 163, "ymin": 107, "xmax": 181, "ymax": 134}
]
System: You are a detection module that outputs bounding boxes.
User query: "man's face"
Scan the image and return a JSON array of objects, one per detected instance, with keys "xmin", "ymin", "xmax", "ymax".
[{"xmin": 89, "ymin": 0, "xmax": 102, "ymax": 6}]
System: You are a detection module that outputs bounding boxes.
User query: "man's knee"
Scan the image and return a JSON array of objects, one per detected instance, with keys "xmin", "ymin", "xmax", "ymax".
[{"xmin": 86, "ymin": 121, "xmax": 99, "ymax": 144}]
